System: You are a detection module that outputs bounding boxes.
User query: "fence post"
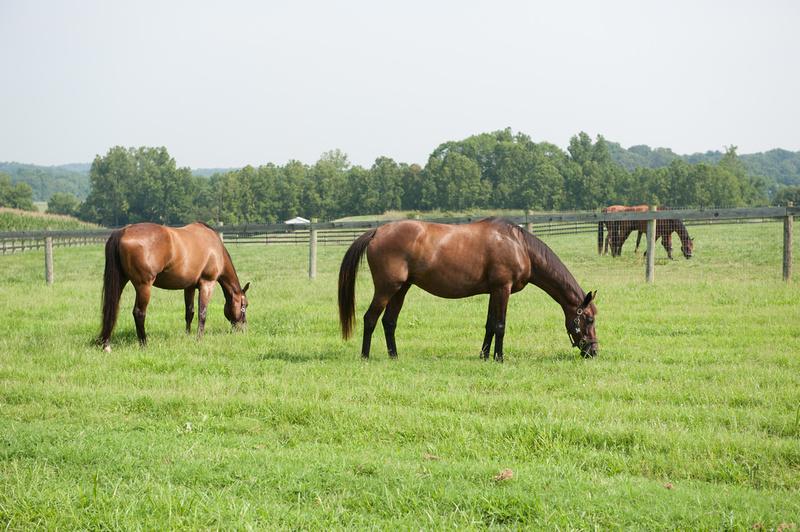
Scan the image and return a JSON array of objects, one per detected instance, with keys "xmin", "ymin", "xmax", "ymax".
[
  {"xmin": 218, "ymin": 221, "xmax": 224, "ymax": 243},
  {"xmin": 45, "ymin": 236, "xmax": 54, "ymax": 286},
  {"xmin": 784, "ymin": 202, "xmax": 794, "ymax": 282},
  {"xmin": 526, "ymin": 209, "xmax": 533, "ymax": 233},
  {"xmin": 308, "ymin": 224, "xmax": 318, "ymax": 279},
  {"xmin": 646, "ymin": 205, "xmax": 656, "ymax": 283}
]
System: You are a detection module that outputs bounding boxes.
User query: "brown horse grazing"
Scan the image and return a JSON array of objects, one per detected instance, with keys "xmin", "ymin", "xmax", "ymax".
[
  {"xmin": 614, "ymin": 218, "xmax": 694, "ymax": 259},
  {"xmin": 99, "ymin": 222, "xmax": 250, "ymax": 352},
  {"xmin": 338, "ymin": 218, "xmax": 599, "ymax": 361}
]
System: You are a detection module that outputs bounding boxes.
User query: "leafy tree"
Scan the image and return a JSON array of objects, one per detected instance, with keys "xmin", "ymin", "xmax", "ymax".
[
  {"xmin": 46, "ymin": 192, "xmax": 80, "ymax": 216},
  {"xmin": 425, "ymin": 151, "xmax": 487, "ymax": 210},
  {"xmin": 80, "ymin": 146, "xmax": 198, "ymax": 225},
  {"xmin": 773, "ymin": 186, "xmax": 800, "ymax": 206},
  {"xmin": 0, "ymin": 173, "xmax": 36, "ymax": 210}
]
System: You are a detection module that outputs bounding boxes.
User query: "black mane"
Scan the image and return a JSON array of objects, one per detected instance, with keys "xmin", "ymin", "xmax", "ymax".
[{"xmin": 483, "ymin": 217, "xmax": 586, "ymax": 305}]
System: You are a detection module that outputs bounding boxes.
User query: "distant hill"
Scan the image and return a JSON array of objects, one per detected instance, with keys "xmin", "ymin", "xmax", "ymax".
[
  {"xmin": 607, "ymin": 143, "xmax": 800, "ymax": 186},
  {"xmin": 191, "ymin": 167, "xmax": 239, "ymax": 177},
  {"xmin": 0, "ymin": 162, "xmax": 90, "ymax": 201}
]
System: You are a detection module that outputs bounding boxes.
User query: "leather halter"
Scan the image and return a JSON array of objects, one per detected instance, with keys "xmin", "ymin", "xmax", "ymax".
[{"xmin": 567, "ymin": 307, "xmax": 598, "ymax": 352}]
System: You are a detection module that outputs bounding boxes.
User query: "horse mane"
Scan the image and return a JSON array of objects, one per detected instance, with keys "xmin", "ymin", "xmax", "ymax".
[
  {"xmin": 196, "ymin": 221, "xmax": 216, "ymax": 231},
  {"xmin": 482, "ymin": 217, "xmax": 585, "ymax": 302}
]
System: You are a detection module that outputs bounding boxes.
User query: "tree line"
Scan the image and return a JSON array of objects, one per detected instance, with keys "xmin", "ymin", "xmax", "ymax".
[{"xmin": 11, "ymin": 129, "xmax": 778, "ymax": 226}]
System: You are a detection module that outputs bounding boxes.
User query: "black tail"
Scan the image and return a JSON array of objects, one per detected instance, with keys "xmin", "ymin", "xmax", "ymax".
[
  {"xmin": 99, "ymin": 229, "xmax": 126, "ymax": 346},
  {"xmin": 338, "ymin": 229, "xmax": 376, "ymax": 340},
  {"xmin": 597, "ymin": 222, "xmax": 604, "ymax": 255}
]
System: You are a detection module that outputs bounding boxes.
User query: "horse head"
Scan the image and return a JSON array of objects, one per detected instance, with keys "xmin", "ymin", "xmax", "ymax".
[
  {"xmin": 681, "ymin": 237, "xmax": 694, "ymax": 259},
  {"xmin": 225, "ymin": 281, "xmax": 250, "ymax": 330},
  {"xmin": 567, "ymin": 291, "xmax": 599, "ymax": 357}
]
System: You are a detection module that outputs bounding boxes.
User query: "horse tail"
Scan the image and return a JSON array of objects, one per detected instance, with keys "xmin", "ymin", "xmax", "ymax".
[
  {"xmin": 597, "ymin": 222, "xmax": 604, "ymax": 255},
  {"xmin": 99, "ymin": 229, "xmax": 126, "ymax": 346},
  {"xmin": 338, "ymin": 229, "xmax": 376, "ymax": 340}
]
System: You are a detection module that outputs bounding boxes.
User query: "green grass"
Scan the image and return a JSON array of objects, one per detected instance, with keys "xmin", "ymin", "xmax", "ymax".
[
  {"xmin": 1, "ymin": 222, "xmax": 799, "ymax": 529},
  {"xmin": 0, "ymin": 207, "xmax": 100, "ymax": 231}
]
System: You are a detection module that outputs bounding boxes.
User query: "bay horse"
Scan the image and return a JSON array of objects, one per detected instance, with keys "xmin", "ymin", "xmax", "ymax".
[
  {"xmin": 614, "ymin": 217, "xmax": 694, "ymax": 259},
  {"xmin": 99, "ymin": 222, "xmax": 250, "ymax": 352},
  {"xmin": 597, "ymin": 204, "xmax": 649, "ymax": 256},
  {"xmin": 338, "ymin": 218, "xmax": 599, "ymax": 361}
]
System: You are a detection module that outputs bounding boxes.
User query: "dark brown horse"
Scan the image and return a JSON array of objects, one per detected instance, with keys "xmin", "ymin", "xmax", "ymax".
[
  {"xmin": 99, "ymin": 222, "xmax": 250, "ymax": 352},
  {"xmin": 613, "ymin": 218, "xmax": 694, "ymax": 259},
  {"xmin": 338, "ymin": 218, "xmax": 598, "ymax": 361},
  {"xmin": 598, "ymin": 204, "xmax": 649, "ymax": 255}
]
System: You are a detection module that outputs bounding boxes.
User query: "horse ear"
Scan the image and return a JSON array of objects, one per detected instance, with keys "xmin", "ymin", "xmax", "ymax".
[
  {"xmin": 242, "ymin": 282, "xmax": 250, "ymax": 294},
  {"xmin": 581, "ymin": 291, "xmax": 594, "ymax": 308}
]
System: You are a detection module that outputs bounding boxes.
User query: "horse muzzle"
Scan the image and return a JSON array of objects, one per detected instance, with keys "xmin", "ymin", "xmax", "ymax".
[{"xmin": 580, "ymin": 343, "xmax": 598, "ymax": 358}]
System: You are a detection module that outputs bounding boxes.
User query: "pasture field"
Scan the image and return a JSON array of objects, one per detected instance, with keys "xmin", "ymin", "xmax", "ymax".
[{"xmin": 1, "ymin": 222, "xmax": 799, "ymax": 529}]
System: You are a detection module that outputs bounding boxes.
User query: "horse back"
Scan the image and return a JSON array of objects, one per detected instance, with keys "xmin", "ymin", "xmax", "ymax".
[
  {"xmin": 118, "ymin": 222, "xmax": 224, "ymax": 288},
  {"xmin": 367, "ymin": 220, "xmax": 530, "ymax": 298}
]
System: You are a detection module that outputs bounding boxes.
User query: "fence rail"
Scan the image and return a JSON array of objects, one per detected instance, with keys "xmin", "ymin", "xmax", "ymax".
[{"xmin": 1, "ymin": 206, "xmax": 796, "ymax": 283}]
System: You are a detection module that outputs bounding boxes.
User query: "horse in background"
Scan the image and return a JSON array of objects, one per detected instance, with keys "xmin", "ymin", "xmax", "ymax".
[
  {"xmin": 613, "ymin": 217, "xmax": 694, "ymax": 259},
  {"xmin": 338, "ymin": 217, "xmax": 599, "ymax": 361},
  {"xmin": 597, "ymin": 205, "xmax": 649, "ymax": 256},
  {"xmin": 99, "ymin": 222, "xmax": 250, "ymax": 352}
]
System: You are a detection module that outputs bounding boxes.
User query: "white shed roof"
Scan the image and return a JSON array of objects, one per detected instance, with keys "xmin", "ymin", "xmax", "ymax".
[{"xmin": 284, "ymin": 216, "xmax": 311, "ymax": 225}]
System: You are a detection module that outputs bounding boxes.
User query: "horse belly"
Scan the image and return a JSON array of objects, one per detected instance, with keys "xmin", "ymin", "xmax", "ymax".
[
  {"xmin": 153, "ymin": 270, "xmax": 195, "ymax": 290},
  {"xmin": 410, "ymin": 257, "xmax": 489, "ymax": 298}
]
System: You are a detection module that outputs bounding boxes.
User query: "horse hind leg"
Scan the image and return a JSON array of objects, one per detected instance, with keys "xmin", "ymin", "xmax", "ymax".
[
  {"xmin": 382, "ymin": 283, "xmax": 411, "ymax": 358},
  {"xmin": 132, "ymin": 282, "xmax": 152, "ymax": 347},
  {"xmin": 361, "ymin": 291, "xmax": 392, "ymax": 359}
]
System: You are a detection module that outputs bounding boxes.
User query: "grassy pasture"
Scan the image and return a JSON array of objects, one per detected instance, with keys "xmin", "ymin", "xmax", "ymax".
[{"xmin": 1, "ymin": 222, "xmax": 799, "ymax": 529}]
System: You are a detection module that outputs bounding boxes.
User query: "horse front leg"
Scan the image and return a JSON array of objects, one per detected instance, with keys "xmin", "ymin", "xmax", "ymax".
[
  {"xmin": 184, "ymin": 287, "xmax": 195, "ymax": 334},
  {"xmin": 481, "ymin": 293, "xmax": 497, "ymax": 360},
  {"xmin": 663, "ymin": 233, "xmax": 674, "ymax": 260},
  {"xmin": 132, "ymin": 282, "xmax": 152, "ymax": 347},
  {"xmin": 197, "ymin": 282, "xmax": 216, "ymax": 339},
  {"xmin": 382, "ymin": 283, "xmax": 410, "ymax": 358},
  {"xmin": 491, "ymin": 285, "xmax": 511, "ymax": 363}
]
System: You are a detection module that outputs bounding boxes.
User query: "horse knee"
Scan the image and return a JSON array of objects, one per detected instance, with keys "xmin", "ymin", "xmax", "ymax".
[
  {"xmin": 493, "ymin": 322, "xmax": 505, "ymax": 336},
  {"xmin": 133, "ymin": 307, "xmax": 145, "ymax": 320}
]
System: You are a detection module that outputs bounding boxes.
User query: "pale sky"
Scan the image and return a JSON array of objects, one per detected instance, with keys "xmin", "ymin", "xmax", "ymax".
[{"xmin": 1, "ymin": 0, "xmax": 798, "ymax": 168}]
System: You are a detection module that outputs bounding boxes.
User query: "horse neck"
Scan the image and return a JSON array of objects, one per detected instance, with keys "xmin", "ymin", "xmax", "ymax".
[
  {"xmin": 672, "ymin": 220, "xmax": 690, "ymax": 245},
  {"xmin": 218, "ymin": 251, "xmax": 242, "ymax": 299},
  {"xmin": 523, "ymin": 235, "xmax": 585, "ymax": 315}
]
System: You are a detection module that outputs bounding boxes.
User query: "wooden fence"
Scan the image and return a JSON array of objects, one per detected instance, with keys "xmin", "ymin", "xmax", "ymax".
[{"xmin": 1, "ymin": 206, "xmax": 796, "ymax": 284}]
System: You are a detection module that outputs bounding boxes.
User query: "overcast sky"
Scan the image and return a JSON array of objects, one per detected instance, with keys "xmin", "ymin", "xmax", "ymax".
[{"xmin": 1, "ymin": 0, "xmax": 798, "ymax": 168}]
